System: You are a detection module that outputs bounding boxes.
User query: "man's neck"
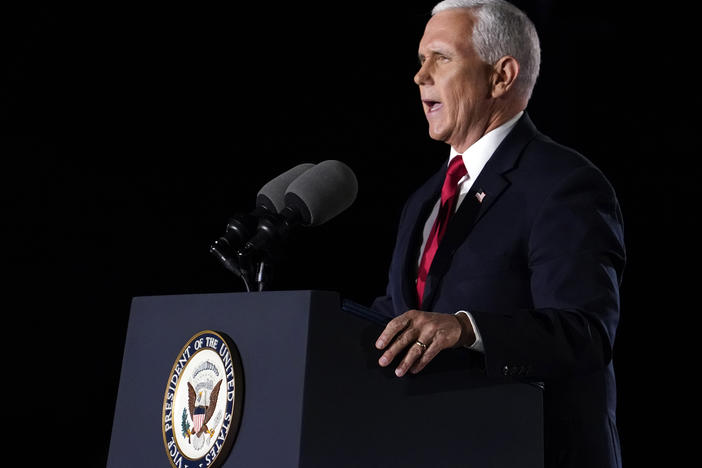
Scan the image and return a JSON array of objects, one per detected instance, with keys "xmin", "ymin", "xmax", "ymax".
[{"xmin": 451, "ymin": 107, "xmax": 525, "ymax": 154}]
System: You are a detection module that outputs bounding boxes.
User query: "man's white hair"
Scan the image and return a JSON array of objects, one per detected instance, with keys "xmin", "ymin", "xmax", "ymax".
[{"xmin": 432, "ymin": 0, "xmax": 541, "ymax": 102}]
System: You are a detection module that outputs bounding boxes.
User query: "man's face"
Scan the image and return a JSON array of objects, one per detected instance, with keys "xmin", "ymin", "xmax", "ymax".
[{"xmin": 414, "ymin": 9, "xmax": 493, "ymax": 150}]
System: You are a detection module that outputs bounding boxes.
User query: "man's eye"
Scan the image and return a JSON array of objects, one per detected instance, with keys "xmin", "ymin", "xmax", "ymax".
[{"xmin": 437, "ymin": 55, "xmax": 450, "ymax": 62}]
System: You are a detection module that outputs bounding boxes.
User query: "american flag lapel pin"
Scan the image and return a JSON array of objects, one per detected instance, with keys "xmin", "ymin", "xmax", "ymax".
[{"xmin": 475, "ymin": 189, "xmax": 486, "ymax": 203}]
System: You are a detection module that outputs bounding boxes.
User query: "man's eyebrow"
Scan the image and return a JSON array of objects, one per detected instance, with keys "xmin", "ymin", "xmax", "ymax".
[{"xmin": 418, "ymin": 48, "xmax": 452, "ymax": 62}]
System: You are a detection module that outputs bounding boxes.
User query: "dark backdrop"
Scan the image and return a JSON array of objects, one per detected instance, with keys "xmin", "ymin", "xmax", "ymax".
[{"xmin": 5, "ymin": 1, "xmax": 693, "ymax": 466}]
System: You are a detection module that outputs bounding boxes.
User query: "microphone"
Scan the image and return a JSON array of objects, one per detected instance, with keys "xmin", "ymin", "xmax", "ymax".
[
  {"xmin": 241, "ymin": 160, "xmax": 358, "ymax": 253},
  {"xmin": 284, "ymin": 159, "xmax": 359, "ymax": 226},
  {"xmin": 209, "ymin": 163, "xmax": 315, "ymax": 275},
  {"xmin": 256, "ymin": 163, "xmax": 316, "ymax": 214}
]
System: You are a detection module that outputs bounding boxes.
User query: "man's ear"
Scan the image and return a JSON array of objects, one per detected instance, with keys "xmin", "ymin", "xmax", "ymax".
[{"xmin": 490, "ymin": 55, "xmax": 520, "ymax": 98}]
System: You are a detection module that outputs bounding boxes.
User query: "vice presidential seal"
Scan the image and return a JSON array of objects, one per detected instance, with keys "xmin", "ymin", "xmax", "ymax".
[{"xmin": 162, "ymin": 330, "xmax": 244, "ymax": 468}]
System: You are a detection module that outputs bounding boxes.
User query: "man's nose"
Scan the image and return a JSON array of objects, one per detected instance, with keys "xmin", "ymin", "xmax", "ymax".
[{"xmin": 414, "ymin": 62, "xmax": 433, "ymax": 86}]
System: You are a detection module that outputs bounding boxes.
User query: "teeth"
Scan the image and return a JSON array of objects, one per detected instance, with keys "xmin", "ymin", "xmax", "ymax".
[{"xmin": 430, "ymin": 102, "xmax": 442, "ymax": 111}]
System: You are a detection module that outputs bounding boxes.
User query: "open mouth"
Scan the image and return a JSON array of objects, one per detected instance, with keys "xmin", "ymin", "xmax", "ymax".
[{"xmin": 423, "ymin": 100, "xmax": 443, "ymax": 113}]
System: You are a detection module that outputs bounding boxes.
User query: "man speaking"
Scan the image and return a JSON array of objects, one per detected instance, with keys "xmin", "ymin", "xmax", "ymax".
[{"xmin": 371, "ymin": 1, "xmax": 625, "ymax": 467}]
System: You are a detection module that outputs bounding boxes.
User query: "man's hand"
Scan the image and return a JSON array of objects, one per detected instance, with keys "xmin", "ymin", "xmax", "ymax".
[{"xmin": 375, "ymin": 309, "xmax": 475, "ymax": 377}]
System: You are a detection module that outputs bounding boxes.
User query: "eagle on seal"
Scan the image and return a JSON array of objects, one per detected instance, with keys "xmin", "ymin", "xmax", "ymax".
[{"xmin": 187, "ymin": 379, "xmax": 222, "ymax": 438}]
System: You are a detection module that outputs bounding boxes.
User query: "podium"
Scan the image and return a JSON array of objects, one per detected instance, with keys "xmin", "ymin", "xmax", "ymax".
[{"xmin": 107, "ymin": 290, "xmax": 543, "ymax": 467}]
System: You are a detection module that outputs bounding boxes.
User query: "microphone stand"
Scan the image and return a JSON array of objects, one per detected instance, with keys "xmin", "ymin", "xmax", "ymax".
[
  {"xmin": 255, "ymin": 259, "xmax": 270, "ymax": 291},
  {"xmin": 209, "ymin": 237, "xmax": 254, "ymax": 292},
  {"xmin": 236, "ymin": 252, "xmax": 253, "ymax": 292},
  {"xmin": 214, "ymin": 206, "xmax": 305, "ymax": 292},
  {"xmin": 230, "ymin": 248, "xmax": 270, "ymax": 292}
]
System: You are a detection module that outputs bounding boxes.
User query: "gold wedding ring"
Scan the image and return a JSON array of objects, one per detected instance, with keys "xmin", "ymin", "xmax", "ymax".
[{"xmin": 415, "ymin": 340, "xmax": 427, "ymax": 351}]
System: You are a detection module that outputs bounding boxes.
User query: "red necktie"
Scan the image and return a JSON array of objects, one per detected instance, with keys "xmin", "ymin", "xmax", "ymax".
[{"xmin": 416, "ymin": 156, "xmax": 468, "ymax": 308}]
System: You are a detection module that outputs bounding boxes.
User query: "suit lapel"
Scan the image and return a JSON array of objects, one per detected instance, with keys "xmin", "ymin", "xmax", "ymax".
[
  {"xmin": 421, "ymin": 189, "xmax": 482, "ymax": 308},
  {"xmin": 421, "ymin": 113, "xmax": 539, "ymax": 309},
  {"xmin": 472, "ymin": 114, "xmax": 539, "ymax": 225},
  {"xmin": 399, "ymin": 167, "xmax": 444, "ymax": 309}
]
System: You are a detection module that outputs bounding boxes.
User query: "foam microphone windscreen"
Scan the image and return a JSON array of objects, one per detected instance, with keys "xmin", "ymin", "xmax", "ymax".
[
  {"xmin": 256, "ymin": 163, "xmax": 315, "ymax": 213},
  {"xmin": 284, "ymin": 160, "xmax": 358, "ymax": 226}
]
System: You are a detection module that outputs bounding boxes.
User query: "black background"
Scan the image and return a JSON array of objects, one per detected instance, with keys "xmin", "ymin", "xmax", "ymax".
[{"xmin": 4, "ymin": 1, "xmax": 694, "ymax": 466}]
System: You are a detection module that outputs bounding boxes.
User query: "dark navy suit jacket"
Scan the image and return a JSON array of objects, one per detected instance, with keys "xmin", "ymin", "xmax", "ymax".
[{"xmin": 372, "ymin": 114, "xmax": 625, "ymax": 468}]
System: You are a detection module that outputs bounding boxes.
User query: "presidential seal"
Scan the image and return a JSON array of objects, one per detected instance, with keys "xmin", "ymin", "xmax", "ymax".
[{"xmin": 162, "ymin": 330, "xmax": 244, "ymax": 468}]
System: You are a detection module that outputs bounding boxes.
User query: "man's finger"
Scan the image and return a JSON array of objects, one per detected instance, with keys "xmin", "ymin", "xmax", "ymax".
[
  {"xmin": 395, "ymin": 338, "xmax": 431, "ymax": 377},
  {"xmin": 375, "ymin": 314, "xmax": 412, "ymax": 349},
  {"xmin": 409, "ymin": 324, "xmax": 457, "ymax": 374},
  {"xmin": 409, "ymin": 340, "xmax": 443, "ymax": 374},
  {"xmin": 378, "ymin": 326, "xmax": 416, "ymax": 367}
]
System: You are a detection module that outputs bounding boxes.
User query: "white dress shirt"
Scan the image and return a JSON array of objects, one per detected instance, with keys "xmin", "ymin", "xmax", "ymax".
[{"xmin": 417, "ymin": 111, "xmax": 523, "ymax": 352}]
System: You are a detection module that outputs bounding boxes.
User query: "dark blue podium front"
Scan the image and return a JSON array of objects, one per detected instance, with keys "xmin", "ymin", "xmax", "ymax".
[{"xmin": 107, "ymin": 290, "xmax": 543, "ymax": 467}]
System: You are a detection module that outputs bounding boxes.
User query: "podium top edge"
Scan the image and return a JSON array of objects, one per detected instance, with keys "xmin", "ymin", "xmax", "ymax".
[{"xmin": 130, "ymin": 290, "xmax": 340, "ymax": 301}]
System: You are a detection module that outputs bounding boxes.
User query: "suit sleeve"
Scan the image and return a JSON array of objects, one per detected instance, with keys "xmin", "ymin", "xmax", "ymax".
[
  {"xmin": 370, "ymin": 199, "xmax": 413, "ymax": 318},
  {"xmin": 469, "ymin": 165, "xmax": 625, "ymax": 380},
  {"xmin": 371, "ymin": 291, "xmax": 395, "ymax": 318}
]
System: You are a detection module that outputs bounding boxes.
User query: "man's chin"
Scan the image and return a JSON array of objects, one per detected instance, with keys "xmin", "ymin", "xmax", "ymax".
[{"xmin": 427, "ymin": 126, "xmax": 450, "ymax": 143}]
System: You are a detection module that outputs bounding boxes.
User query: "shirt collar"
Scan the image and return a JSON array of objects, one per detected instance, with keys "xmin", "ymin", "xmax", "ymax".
[{"xmin": 448, "ymin": 111, "xmax": 523, "ymax": 181}]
